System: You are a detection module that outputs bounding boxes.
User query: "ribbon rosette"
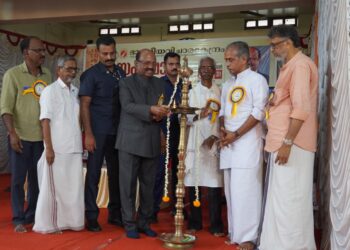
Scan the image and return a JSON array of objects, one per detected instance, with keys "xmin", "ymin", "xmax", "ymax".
[
  {"xmin": 206, "ymin": 98, "xmax": 221, "ymax": 124},
  {"xmin": 22, "ymin": 80, "xmax": 48, "ymax": 99},
  {"xmin": 229, "ymin": 86, "xmax": 246, "ymax": 117},
  {"xmin": 265, "ymin": 91, "xmax": 275, "ymax": 120}
]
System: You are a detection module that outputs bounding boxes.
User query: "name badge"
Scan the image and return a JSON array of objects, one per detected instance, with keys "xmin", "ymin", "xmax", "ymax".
[
  {"xmin": 229, "ymin": 86, "xmax": 246, "ymax": 116},
  {"xmin": 22, "ymin": 80, "xmax": 48, "ymax": 99}
]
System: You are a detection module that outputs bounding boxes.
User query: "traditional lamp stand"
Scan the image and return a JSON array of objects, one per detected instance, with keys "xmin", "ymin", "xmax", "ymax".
[{"xmin": 159, "ymin": 57, "xmax": 198, "ymax": 249}]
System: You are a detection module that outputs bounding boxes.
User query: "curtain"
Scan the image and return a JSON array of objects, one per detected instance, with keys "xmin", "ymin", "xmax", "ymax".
[{"xmin": 317, "ymin": 0, "xmax": 350, "ymax": 249}]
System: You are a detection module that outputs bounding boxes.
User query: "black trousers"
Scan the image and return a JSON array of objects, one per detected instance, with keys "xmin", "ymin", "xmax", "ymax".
[
  {"xmin": 84, "ymin": 133, "xmax": 121, "ymax": 221},
  {"xmin": 119, "ymin": 150, "xmax": 158, "ymax": 231},
  {"xmin": 188, "ymin": 186, "xmax": 224, "ymax": 233},
  {"xmin": 9, "ymin": 139, "xmax": 43, "ymax": 225}
]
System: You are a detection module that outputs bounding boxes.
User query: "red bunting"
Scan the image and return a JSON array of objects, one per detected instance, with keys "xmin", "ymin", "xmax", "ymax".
[{"xmin": 0, "ymin": 29, "xmax": 86, "ymax": 56}]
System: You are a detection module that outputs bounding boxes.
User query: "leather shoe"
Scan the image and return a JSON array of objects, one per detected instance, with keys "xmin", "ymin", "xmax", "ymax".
[
  {"xmin": 108, "ymin": 218, "xmax": 123, "ymax": 227},
  {"xmin": 126, "ymin": 230, "xmax": 140, "ymax": 239},
  {"xmin": 86, "ymin": 220, "xmax": 101, "ymax": 232},
  {"xmin": 138, "ymin": 228, "xmax": 157, "ymax": 237}
]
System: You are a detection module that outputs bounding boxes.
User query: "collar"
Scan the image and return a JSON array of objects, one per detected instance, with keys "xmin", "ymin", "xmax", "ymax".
[
  {"xmin": 20, "ymin": 62, "xmax": 45, "ymax": 75},
  {"xmin": 57, "ymin": 77, "xmax": 69, "ymax": 89},
  {"xmin": 97, "ymin": 62, "xmax": 119, "ymax": 74},
  {"xmin": 281, "ymin": 51, "xmax": 302, "ymax": 70},
  {"xmin": 232, "ymin": 67, "xmax": 251, "ymax": 80},
  {"xmin": 162, "ymin": 75, "xmax": 182, "ymax": 86},
  {"xmin": 199, "ymin": 81, "xmax": 213, "ymax": 90}
]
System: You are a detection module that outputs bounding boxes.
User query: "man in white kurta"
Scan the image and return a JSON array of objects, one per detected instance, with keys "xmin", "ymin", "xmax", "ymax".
[
  {"xmin": 33, "ymin": 56, "xmax": 84, "ymax": 234},
  {"xmin": 185, "ymin": 57, "xmax": 224, "ymax": 235},
  {"xmin": 219, "ymin": 42, "xmax": 268, "ymax": 250}
]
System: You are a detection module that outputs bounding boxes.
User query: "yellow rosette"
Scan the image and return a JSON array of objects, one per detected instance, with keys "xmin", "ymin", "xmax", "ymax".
[
  {"xmin": 265, "ymin": 91, "xmax": 275, "ymax": 120},
  {"xmin": 207, "ymin": 98, "xmax": 221, "ymax": 124},
  {"xmin": 229, "ymin": 86, "xmax": 246, "ymax": 117},
  {"xmin": 22, "ymin": 80, "xmax": 48, "ymax": 99}
]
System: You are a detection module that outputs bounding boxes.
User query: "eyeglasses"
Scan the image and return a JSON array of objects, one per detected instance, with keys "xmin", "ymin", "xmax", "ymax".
[
  {"xmin": 270, "ymin": 39, "xmax": 288, "ymax": 49},
  {"xmin": 28, "ymin": 48, "xmax": 46, "ymax": 54},
  {"xmin": 63, "ymin": 67, "xmax": 80, "ymax": 73},
  {"xmin": 137, "ymin": 60, "xmax": 156, "ymax": 66}
]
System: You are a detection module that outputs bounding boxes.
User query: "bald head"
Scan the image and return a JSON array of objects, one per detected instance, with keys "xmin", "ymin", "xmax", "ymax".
[
  {"xmin": 135, "ymin": 49, "xmax": 157, "ymax": 78},
  {"xmin": 249, "ymin": 47, "xmax": 261, "ymax": 72}
]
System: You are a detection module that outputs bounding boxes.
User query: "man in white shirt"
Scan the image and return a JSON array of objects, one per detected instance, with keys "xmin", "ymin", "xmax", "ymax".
[
  {"xmin": 185, "ymin": 57, "xmax": 224, "ymax": 236},
  {"xmin": 33, "ymin": 55, "xmax": 84, "ymax": 234},
  {"xmin": 219, "ymin": 42, "xmax": 269, "ymax": 250}
]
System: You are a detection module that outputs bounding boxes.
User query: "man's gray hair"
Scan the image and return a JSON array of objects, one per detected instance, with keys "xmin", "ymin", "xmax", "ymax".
[
  {"xmin": 199, "ymin": 56, "xmax": 216, "ymax": 70},
  {"xmin": 57, "ymin": 55, "xmax": 76, "ymax": 67},
  {"xmin": 226, "ymin": 41, "xmax": 250, "ymax": 60}
]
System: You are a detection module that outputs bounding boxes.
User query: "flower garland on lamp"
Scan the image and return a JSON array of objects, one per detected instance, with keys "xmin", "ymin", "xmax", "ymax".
[
  {"xmin": 193, "ymin": 109, "xmax": 201, "ymax": 208},
  {"xmin": 162, "ymin": 75, "xmax": 180, "ymax": 203}
]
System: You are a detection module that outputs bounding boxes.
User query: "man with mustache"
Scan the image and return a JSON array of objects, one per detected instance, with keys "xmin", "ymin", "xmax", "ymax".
[
  {"xmin": 249, "ymin": 47, "xmax": 269, "ymax": 83},
  {"xmin": 1, "ymin": 36, "xmax": 52, "ymax": 233},
  {"xmin": 33, "ymin": 55, "xmax": 84, "ymax": 234},
  {"xmin": 116, "ymin": 49, "xmax": 169, "ymax": 239},
  {"xmin": 259, "ymin": 25, "xmax": 318, "ymax": 250},
  {"xmin": 152, "ymin": 52, "xmax": 183, "ymax": 223},
  {"xmin": 219, "ymin": 41, "xmax": 269, "ymax": 250},
  {"xmin": 79, "ymin": 35, "xmax": 126, "ymax": 232}
]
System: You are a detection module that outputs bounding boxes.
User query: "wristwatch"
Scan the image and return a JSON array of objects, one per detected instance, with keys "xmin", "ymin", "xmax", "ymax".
[{"xmin": 282, "ymin": 138, "xmax": 293, "ymax": 146}]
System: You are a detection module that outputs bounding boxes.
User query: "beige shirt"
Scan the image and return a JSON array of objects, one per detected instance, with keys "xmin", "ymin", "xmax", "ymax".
[
  {"xmin": 265, "ymin": 51, "xmax": 318, "ymax": 152},
  {"xmin": 0, "ymin": 62, "xmax": 52, "ymax": 141}
]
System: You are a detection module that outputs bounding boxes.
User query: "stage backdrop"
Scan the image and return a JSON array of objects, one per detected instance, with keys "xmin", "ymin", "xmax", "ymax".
[{"xmin": 84, "ymin": 36, "xmax": 272, "ymax": 87}]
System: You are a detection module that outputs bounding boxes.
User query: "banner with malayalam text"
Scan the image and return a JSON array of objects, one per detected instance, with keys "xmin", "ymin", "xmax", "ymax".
[{"xmin": 84, "ymin": 36, "xmax": 271, "ymax": 86}]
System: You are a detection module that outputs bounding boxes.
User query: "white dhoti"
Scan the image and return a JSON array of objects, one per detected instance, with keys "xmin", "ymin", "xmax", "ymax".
[
  {"xmin": 221, "ymin": 136, "xmax": 263, "ymax": 244},
  {"xmin": 259, "ymin": 145, "xmax": 316, "ymax": 250},
  {"xmin": 185, "ymin": 120, "xmax": 223, "ymax": 188},
  {"xmin": 33, "ymin": 152, "xmax": 84, "ymax": 234},
  {"xmin": 224, "ymin": 165, "xmax": 262, "ymax": 244}
]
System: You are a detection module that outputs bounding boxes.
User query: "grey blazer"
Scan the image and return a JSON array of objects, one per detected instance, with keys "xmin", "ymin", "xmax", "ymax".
[{"xmin": 116, "ymin": 74, "xmax": 166, "ymax": 158}]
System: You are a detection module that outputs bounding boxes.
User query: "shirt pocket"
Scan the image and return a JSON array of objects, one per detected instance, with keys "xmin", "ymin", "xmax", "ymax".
[
  {"xmin": 273, "ymin": 87, "xmax": 290, "ymax": 106},
  {"xmin": 95, "ymin": 80, "xmax": 114, "ymax": 98}
]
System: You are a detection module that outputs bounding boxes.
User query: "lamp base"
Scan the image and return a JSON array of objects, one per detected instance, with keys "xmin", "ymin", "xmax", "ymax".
[{"xmin": 159, "ymin": 233, "xmax": 196, "ymax": 249}]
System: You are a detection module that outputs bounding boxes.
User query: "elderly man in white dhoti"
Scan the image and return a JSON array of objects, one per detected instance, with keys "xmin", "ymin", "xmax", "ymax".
[
  {"xmin": 219, "ymin": 41, "xmax": 269, "ymax": 250},
  {"xmin": 184, "ymin": 57, "xmax": 224, "ymax": 237},
  {"xmin": 33, "ymin": 55, "xmax": 84, "ymax": 234}
]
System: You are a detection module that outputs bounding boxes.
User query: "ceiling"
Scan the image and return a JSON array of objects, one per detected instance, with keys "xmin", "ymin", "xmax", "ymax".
[
  {"xmin": 0, "ymin": 0, "xmax": 315, "ymax": 25},
  {"xmin": 84, "ymin": 6, "xmax": 313, "ymax": 26}
]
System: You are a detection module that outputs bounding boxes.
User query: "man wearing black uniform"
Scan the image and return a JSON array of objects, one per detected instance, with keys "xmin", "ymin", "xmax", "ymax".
[{"xmin": 79, "ymin": 35, "xmax": 125, "ymax": 232}]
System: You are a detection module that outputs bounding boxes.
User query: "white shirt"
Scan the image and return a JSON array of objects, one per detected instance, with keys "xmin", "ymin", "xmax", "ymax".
[
  {"xmin": 219, "ymin": 68, "xmax": 269, "ymax": 169},
  {"xmin": 40, "ymin": 78, "xmax": 82, "ymax": 154},
  {"xmin": 219, "ymin": 68, "xmax": 268, "ymax": 132},
  {"xmin": 185, "ymin": 82, "xmax": 223, "ymax": 187}
]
